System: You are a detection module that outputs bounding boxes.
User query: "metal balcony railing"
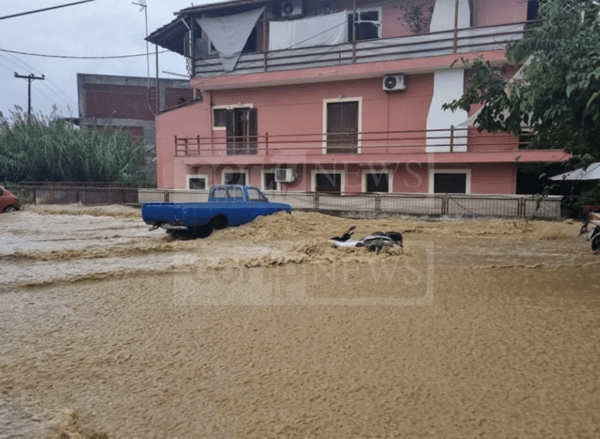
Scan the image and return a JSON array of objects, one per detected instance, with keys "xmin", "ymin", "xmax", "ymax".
[
  {"xmin": 174, "ymin": 127, "xmax": 525, "ymax": 158},
  {"xmin": 192, "ymin": 22, "xmax": 529, "ymax": 78}
]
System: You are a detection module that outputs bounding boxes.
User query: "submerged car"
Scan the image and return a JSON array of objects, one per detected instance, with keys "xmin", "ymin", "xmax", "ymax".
[{"xmin": 0, "ymin": 187, "xmax": 20, "ymax": 213}]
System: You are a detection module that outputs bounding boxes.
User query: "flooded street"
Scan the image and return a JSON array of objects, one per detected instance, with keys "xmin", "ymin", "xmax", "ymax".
[{"xmin": 1, "ymin": 206, "xmax": 599, "ymax": 438}]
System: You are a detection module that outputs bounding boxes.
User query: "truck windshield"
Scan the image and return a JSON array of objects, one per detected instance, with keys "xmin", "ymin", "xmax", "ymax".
[{"xmin": 247, "ymin": 187, "xmax": 267, "ymax": 202}]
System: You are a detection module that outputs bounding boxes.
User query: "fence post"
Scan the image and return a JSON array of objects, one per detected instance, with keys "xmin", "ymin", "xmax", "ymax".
[
  {"xmin": 32, "ymin": 188, "xmax": 37, "ymax": 205},
  {"xmin": 375, "ymin": 194, "xmax": 381, "ymax": 212},
  {"xmin": 452, "ymin": 0, "xmax": 459, "ymax": 53},
  {"xmin": 442, "ymin": 195, "xmax": 449, "ymax": 215},
  {"xmin": 265, "ymin": 132, "xmax": 269, "ymax": 156},
  {"xmin": 164, "ymin": 190, "xmax": 170, "ymax": 203},
  {"xmin": 314, "ymin": 192, "xmax": 319, "ymax": 210},
  {"xmin": 197, "ymin": 135, "xmax": 200, "ymax": 155},
  {"xmin": 174, "ymin": 135, "xmax": 178, "ymax": 157},
  {"xmin": 517, "ymin": 198, "xmax": 526, "ymax": 217},
  {"xmin": 450, "ymin": 125, "xmax": 454, "ymax": 152}
]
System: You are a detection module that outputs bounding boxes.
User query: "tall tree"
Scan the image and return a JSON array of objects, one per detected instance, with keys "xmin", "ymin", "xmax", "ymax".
[{"xmin": 444, "ymin": 0, "xmax": 600, "ymax": 167}]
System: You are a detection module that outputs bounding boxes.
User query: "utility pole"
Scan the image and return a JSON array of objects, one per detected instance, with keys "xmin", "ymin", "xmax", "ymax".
[{"xmin": 14, "ymin": 72, "xmax": 45, "ymax": 117}]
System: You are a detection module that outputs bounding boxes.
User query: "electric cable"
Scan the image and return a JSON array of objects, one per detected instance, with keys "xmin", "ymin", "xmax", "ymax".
[{"xmin": 0, "ymin": 47, "xmax": 169, "ymax": 59}]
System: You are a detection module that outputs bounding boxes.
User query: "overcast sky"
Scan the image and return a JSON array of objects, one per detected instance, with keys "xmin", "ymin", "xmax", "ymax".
[{"xmin": 0, "ymin": 0, "xmax": 206, "ymax": 119}]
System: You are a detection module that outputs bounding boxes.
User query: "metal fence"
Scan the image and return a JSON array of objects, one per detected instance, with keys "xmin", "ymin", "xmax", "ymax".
[
  {"xmin": 138, "ymin": 189, "xmax": 563, "ymax": 219},
  {"xmin": 6, "ymin": 185, "xmax": 139, "ymax": 205}
]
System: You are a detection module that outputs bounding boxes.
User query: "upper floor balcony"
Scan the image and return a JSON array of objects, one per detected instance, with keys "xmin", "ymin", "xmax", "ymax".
[
  {"xmin": 192, "ymin": 22, "xmax": 527, "ymax": 79},
  {"xmin": 148, "ymin": 0, "xmax": 537, "ymax": 82}
]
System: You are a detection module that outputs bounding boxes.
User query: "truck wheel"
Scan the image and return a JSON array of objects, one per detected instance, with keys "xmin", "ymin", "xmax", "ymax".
[
  {"xmin": 209, "ymin": 216, "xmax": 228, "ymax": 231},
  {"xmin": 192, "ymin": 225, "xmax": 213, "ymax": 238}
]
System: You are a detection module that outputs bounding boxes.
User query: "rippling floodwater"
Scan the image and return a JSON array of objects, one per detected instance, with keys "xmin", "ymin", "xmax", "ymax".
[{"xmin": 1, "ymin": 206, "xmax": 599, "ymax": 439}]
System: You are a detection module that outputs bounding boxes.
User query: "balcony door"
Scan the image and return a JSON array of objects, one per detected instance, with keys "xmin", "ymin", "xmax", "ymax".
[
  {"xmin": 226, "ymin": 107, "xmax": 257, "ymax": 155},
  {"xmin": 326, "ymin": 101, "xmax": 359, "ymax": 154}
]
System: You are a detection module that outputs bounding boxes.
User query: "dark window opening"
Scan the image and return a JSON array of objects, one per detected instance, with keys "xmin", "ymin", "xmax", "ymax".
[
  {"xmin": 326, "ymin": 101, "xmax": 358, "ymax": 154},
  {"xmin": 316, "ymin": 173, "xmax": 342, "ymax": 193},
  {"xmin": 527, "ymin": 1, "xmax": 539, "ymax": 21},
  {"xmin": 213, "ymin": 109, "xmax": 228, "ymax": 127},
  {"xmin": 348, "ymin": 10, "xmax": 380, "ymax": 41},
  {"xmin": 434, "ymin": 173, "xmax": 467, "ymax": 194},
  {"xmin": 264, "ymin": 172, "xmax": 278, "ymax": 190},
  {"xmin": 188, "ymin": 177, "xmax": 206, "ymax": 190},
  {"xmin": 223, "ymin": 172, "xmax": 246, "ymax": 185},
  {"xmin": 366, "ymin": 173, "xmax": 389, "ymax": 193},
  {"xmin": 243, "ymin": 27, "xmax": 258, "ymax": 53}
]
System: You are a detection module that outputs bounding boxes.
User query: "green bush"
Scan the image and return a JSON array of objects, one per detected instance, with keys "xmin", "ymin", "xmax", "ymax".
[{"xmin": 0, "ymin": 107, "xmax": 148, "ymax": 185}]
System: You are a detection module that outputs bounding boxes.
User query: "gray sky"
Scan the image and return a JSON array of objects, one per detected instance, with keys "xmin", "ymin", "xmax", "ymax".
[{"xmin": 0, "ymin": 0, "xmax": 205, "ymax": 119}]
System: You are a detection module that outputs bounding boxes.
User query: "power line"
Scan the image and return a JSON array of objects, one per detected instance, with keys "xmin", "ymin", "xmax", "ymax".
[
  {"xmin": 0, "ymin": 47, "xmax": 169, "ymax": 60},
  {"xmin": 0, "ymin": 53, "xmax": 77, "ymax": 108},
  {"xmin": 0, "ymin": 0, "xmax": 97, "ymax": 21}
]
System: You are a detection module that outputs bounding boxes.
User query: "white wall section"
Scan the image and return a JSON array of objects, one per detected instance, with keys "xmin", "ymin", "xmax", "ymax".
[
  {"xmin": 430, "ymin": 0, "xmax": 471, "ymax": 32},
  {"xmin": 426, "ymin": 69, "xmax": 469, "ymax": 153}
]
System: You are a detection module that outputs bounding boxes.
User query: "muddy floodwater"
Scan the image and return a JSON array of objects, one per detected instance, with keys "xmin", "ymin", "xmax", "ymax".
[{"xmin": 1, "ymin": 205, "xmax": 599, "ymax": 439}]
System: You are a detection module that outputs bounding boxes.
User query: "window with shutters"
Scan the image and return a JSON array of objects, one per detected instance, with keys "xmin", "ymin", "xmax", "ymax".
[{"xmin": 324, "ymin": 98, "xmax": 361, "ymax": 154}]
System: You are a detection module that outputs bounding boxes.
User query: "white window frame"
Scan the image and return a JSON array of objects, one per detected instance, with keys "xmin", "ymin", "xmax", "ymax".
[
  {"xmin": 186, "ymin": 174, "xmax": 208, "ymax": 190},
  {"xmin": 261, "ymin": 169, "xmax": 279, "ymax": 191},
  {"xmin": 429, "ymin": 169, "xmax": 472, "ymax": 194},
  {"xmin": 221, "ymin": 169, "xmax": 249, "ymax": 185},
  {"xmin": 311, "ymin": 170, "xmax": 346, "ymax": 193},
  {"xmin": 348, "ymin": 7, "xmax": 383, "ymax": 40},
  {"xmin": 362, "ymin": 170, "xmax": 392, "ymax": 193},
  {"xmin": 212, "ymin": 103, "xmax": 254, "ymax": 131},
  {"xmin": 322, "ymin": 97, "xmax": 363, "ymax": 154}
]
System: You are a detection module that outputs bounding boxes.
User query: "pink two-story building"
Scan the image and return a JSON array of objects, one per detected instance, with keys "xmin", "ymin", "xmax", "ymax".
[{"xmin": 147, "ymin": 0, "xmax": 562, "ymax": 194}]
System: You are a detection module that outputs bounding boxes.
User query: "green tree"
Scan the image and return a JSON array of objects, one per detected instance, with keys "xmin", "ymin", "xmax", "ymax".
[
  {"xmin": 0, "ymin": 107, "xmax": 148, "ymax": 185},
  {"xmin": 444, "ymin": 0, "xmax": 600, "ymax": 167}
]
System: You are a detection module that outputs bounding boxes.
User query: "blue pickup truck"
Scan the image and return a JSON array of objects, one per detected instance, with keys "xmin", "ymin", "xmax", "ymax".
[{"xmin": 142, "ymin": 185, "xmax": 292, "ymax": 237}]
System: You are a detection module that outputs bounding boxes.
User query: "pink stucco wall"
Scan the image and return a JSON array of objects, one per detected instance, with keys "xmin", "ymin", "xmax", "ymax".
[
  {"xmin": 154, "ymin": 1, "xmax": 546, "ymax": 193},
  {"xmin": 472, "ymin": 0, "xmax": 529, "ymax": 27},
  {"xmin": 157, "ymin": 71, "xmax": 540, "ymax": 194}
]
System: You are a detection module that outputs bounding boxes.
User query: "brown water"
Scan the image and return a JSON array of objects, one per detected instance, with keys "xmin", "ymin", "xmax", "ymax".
[{"xmin": 1, "ymin": 206, "xmax": 599, "ymax": 438}]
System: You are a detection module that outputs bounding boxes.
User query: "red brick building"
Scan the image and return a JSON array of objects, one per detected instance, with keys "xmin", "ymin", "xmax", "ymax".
[{"xmin": 77, "ymin": 73, "xmax": 195, "ymax": 184}]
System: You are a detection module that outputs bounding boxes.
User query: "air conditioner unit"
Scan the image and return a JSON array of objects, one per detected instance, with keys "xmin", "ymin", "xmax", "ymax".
[
  {"xmin": 275, "ymin": 168, "xmax": 297, "ymax": 183},
  {"xmin": 383, "ymin": 74, "xmax": 406, "ymax": 92},
  {"xmin": 281, "ymin": 0, "xmax": 303, "ymax": 18}
]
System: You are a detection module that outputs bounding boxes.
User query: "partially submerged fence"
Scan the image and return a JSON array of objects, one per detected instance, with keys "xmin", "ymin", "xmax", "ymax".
[
  {"xmin": 138, "ymin": 189, "xmax": 562, "ymax": 219},
  {"xmin": 6, "ymin": 185, "xmax": 139, "ymax": 205},
  {"xmin": 4, "ymin": 184, "xmax": 561, "ymax": 219}
]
